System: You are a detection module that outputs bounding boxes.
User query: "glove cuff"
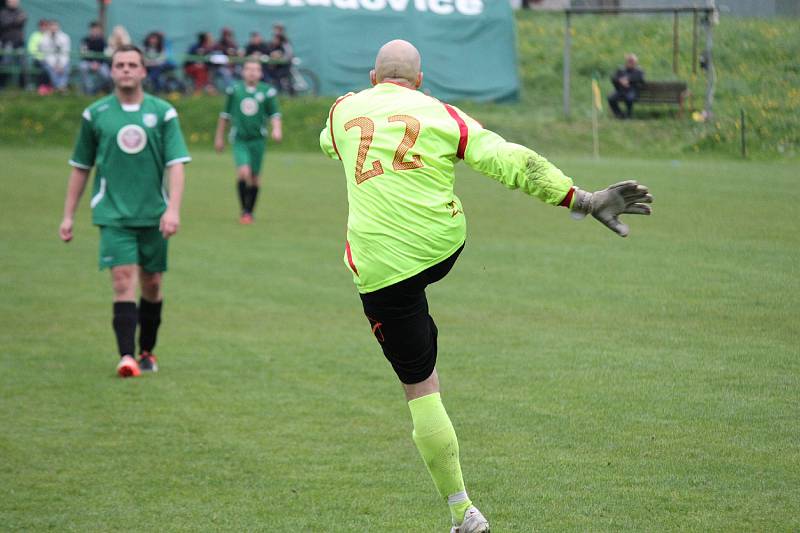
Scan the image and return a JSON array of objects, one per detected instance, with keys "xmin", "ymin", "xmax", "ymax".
[{"xmin": 569, "ymin": 187, "xmax": 593, "ymax": 219}]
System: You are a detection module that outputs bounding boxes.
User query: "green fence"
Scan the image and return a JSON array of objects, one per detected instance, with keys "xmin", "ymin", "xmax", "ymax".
[{"xmin": 19, "ymin": 0, "xmax": 520, "ymax": 102}]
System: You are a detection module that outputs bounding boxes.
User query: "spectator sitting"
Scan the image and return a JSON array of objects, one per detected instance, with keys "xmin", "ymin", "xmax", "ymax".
[
  {"xmin": 104, "ymin": 24, "xmax": 131, "ymax": 57},
  {"xmin": 608, "ymin": 53, "xmax": 645, "ymax": 119},
  {"xmin": 79, "ymin": 21, "xmax": 110, "ymax": 95},
  {"xmin": 143, "ymin": 31, "xmax": 170, "ymax": 93},
  {"xmin": 0, "ymin": 0, "xmax": 28, "ymax": 89},
  {"xmin": 26, "ymin": 18, "xmax": 49, "ymax": 93},
  {"xmin": 244, "ymin": 31, "xmax": 271, "ymax": 81},
  {"xmin": 270, "ymin": 23, "xmax": 293, "ymax": 60},
  {"xmin": 212, "ymin": 27, "xmax": 240, "ymax": 90},
  {"xmin": 244, "ymin": 31, "xmax": 270, "ymax": 57},
  {"xmin": 184, "ymin": 31, "xmax": 214, "ymax": 94},
  {"xmin": 39, "ymin": 19, "xmax": 71, "ymax": 93},
  {"xmin": 265, "ymin": 23, "xmax": 293, "ymax": 94}
]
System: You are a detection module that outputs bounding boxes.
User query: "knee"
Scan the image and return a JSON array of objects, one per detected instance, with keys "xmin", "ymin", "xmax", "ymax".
[
  {"xmin": 112, "ymin": 268, "xmax": 136, "ymax": 297},
  {"xmin": 237, "ymin": 167, "xmax": 252, "ymax": 182},
  {"xmin": 140, "ymin": 273, "xmax": 162, "ymax": 299}
]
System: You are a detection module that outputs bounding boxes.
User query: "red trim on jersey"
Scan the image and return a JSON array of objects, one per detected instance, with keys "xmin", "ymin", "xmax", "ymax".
[
  {"xmin": 328, "ymin": 94, "xmax": 353, "ymax": 160},
  {"xmin": 345, "ymin": 240, "xmax": 358, "ymax": 276},
  {"xmin": 443, "ymin": 103, "xmax": 468, "ymax": 159},
  {"xmin": 560, "ymin": 186, "xmax": 576, "ymax": 208}
]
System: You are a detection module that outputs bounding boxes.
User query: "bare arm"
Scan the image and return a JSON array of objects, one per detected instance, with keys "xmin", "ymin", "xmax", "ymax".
[
  {"xmin": 214, "ymin": 115, "xmax": 229, "ymax": 152},
  {"xmin": 160, "ymin": 163, "xmax": 185, "ymax": 238},
  {"xmin": 60, "ymin": 166, "xmax": 90, "ymax": 242},
  {"xmin": 270, "ymin": 115, "xmax": 282, "ymax": 142}
]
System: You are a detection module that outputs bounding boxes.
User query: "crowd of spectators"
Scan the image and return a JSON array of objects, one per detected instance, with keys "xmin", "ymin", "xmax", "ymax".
[
  {"xmin": 181, "ymin": 23, "xmax": 293, "ymax": 95},
  {"xmin": 0, "ymin": 1, "xmax": 296, "ymax": 96}
]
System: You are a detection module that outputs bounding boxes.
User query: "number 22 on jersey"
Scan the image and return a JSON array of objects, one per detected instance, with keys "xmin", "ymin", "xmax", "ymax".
[{"xmin": 344, "ymin": 115, "xmax": 424, "ymax": 185}]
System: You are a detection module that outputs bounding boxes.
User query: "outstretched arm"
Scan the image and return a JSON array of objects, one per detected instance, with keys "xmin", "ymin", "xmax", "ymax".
[
  {"xmin": 60, "ymin": 167, "xmax": 90, "ymax": 242},
  {"xmin": 460, "ymin": 114, "xmax": 653, "ymax": 237},
  {"xmin": 464, "ymin": 127, "xmax": 574, "ymax": 206}
]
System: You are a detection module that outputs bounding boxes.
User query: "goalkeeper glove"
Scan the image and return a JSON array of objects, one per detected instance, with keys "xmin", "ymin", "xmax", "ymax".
[{"xmin": 569, "ymin": 180, "xmax": 653, "ymax": 237}]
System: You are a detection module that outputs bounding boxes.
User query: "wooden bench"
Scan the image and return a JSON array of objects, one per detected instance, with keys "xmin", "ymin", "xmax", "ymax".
[{"xmin": 637, "ymin": 81, "xmax": 690, "ymax": 116}]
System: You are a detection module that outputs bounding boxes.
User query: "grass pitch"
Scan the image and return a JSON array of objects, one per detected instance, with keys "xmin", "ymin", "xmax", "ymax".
[{"xmin": 1, "ymin": 147, "xmax": 798, "ymax": 531}]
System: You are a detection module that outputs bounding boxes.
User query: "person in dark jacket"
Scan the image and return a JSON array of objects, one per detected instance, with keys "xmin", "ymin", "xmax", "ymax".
[
  {"xmin": 0, "ymin": 0, "xmax": 27, "ymax": 88},
  {"xmin": 265, "ymin": 24, "xmax": 293, "ymax": 94},
  {"xmin": 608, "ymin": 53, "xmax": 645, "ymax": 119},
  {"xmin": 184, "ymin": 31, "xmax": 214, "ymax": 94},
  {"xmin": 79, "ymin": 21, "xmax": 110, "ymax": 95},
  {"xmin": 212, "ymin": 27, "xmax": 239, "ymax": 90}
]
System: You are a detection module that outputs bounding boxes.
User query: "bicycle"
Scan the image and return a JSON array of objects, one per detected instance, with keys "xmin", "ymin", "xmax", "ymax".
[
  {"xmin": 143, "ymin": 64, "xmax": 192, "ymax": 95},
  {"xmin": 266, "ymin": 57, "xmax": 320, "ymax": 97},
  {"xmin": 287, "ymin": 57, "xmax": 320, "ymax": 96}
]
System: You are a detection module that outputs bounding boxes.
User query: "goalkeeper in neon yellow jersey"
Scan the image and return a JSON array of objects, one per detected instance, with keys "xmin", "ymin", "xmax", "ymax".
[
  {"xmin": 215, "ymin": 57, "xmax": 282, "ymax": 224},
  {"xmin": 320, "ymin": 40, "xmax": 653, "ymax": 532}
]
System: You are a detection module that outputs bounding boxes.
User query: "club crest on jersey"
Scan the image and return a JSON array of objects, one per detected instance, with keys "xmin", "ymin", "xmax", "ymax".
[
  {"xmin": 116, "ymin": 125, "xmax": 148, "ymax": 154},
  {"xmin": 240, "ymin": 97, "xmax": 259, "ymax": 116},
  {"xmin": 142, "ymin": 113, "xmax": 158, "ymax": 128}
]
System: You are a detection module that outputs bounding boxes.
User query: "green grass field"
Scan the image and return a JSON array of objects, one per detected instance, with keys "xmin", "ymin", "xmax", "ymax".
[{"xmin": 1, "ymin": 146, "xmax": 798, "ymax": 531}]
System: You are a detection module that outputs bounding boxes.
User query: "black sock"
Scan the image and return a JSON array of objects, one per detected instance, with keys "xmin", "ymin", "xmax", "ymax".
[
  {"xmin": 113, "ymin": 302, "xmax": 138, "ymax": 357},
  {"xmin": 246, "ymin": 185, "xmax": 260, "ymax": 214},
  {"xmin": 138, "ymin": 298, "xmax": 163, "ymax": 354},
  {"xmin": 237, "ymin": 180, "xmax": 248, "ymax": 213}
]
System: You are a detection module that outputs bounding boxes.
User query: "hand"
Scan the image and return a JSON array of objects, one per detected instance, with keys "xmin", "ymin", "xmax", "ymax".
[
  {"xmin": 271, "ymin": 128, "xmax": 282, "ymax": 143},
  {"xmin": 214, "ymin": 136, "xmax": 225, "ymax": 153},
  {"xmin": 160, "ymin": 209, "xmax": 180, "ymax": 238},
  {"xmin": 570, "ymin": 180, "xmax": 653, "ymax": 237},
  {"xmin": 59, "ymin": 217, "xmax": 73, "ymax": 242}
]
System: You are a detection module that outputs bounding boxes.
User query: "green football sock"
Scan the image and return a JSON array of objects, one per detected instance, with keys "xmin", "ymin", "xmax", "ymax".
[{"xmin": 408, "ymin": 392, "xmax": 473, "ymax": 525}]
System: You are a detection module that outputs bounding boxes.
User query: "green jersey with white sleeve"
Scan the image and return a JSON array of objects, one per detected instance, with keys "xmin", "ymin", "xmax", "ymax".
[
  {"xmin": 221, "ymin": 81, "xmax": 281, "ymax": 141},
  {"xmin": 70, "ymin": 93, "xmax": 191, "ymax": 227}
]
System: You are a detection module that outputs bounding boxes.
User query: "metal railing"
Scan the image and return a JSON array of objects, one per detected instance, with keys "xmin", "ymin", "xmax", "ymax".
[{"xmin": 0, "ymin": 49, "xmax": 319, "ymax": 96}]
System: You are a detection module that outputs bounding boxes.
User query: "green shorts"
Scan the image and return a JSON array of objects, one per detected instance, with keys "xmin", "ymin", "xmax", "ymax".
[
  {"xmin": 98, "ymin": 225, "xmax": 168, "ymax": 272},
  {"xmin": 233, "ymin": 138, "xmax": 266, "ymax": 176}
]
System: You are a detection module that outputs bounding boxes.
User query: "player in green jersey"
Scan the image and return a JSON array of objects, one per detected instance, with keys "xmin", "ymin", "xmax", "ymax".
[
  {"xmin": 320, "ymin": 40, "xmax": 653, "ymax": 532},
  {"xmin": 59, "ymin": 44, "xmax": 190, "ymax": 378},
  {"xmin": 215, "ymin": 57, "xmax": 283, "ymax": 224}
]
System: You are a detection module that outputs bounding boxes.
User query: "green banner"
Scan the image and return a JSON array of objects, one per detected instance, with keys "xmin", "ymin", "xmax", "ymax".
[{"xmin": 22, "ymin": 0, "xmax": 518, "ymax": 101}]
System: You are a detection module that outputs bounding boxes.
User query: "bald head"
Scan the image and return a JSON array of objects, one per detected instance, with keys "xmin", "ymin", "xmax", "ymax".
[{"xmin": 372, "ymin": 40, "xmax": 422, "ymax": 88}]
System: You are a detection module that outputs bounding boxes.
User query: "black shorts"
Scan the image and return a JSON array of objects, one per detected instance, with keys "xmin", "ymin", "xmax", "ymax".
[{"xmin": 359, "ymin": 243, "xmax": 465, "ymax": 385}]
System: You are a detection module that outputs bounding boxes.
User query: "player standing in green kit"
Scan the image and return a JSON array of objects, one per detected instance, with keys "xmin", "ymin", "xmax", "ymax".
[
  {"xmin": 320, "ymin": 40, "xmax": 653, "ymax": 532},
  {"xmin": 215, "ymin": 57, "xmax": 282, "ymax": 224},
  {"xmin": 59, "ymin": 44, "xmax": 190, "ymax": 378}
]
